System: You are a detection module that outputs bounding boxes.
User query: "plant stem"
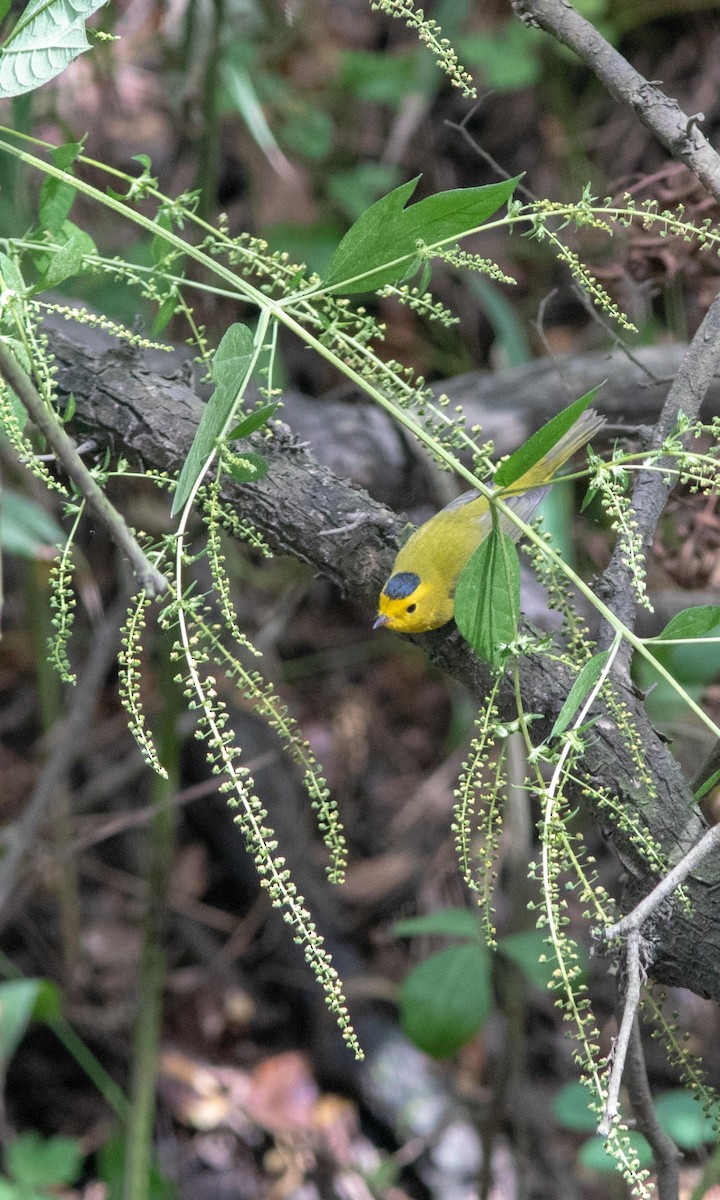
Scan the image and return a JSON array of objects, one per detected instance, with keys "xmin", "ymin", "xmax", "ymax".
[{"xmin": 0, "ymin": 342, "xmax": 167, "ymax": 597}]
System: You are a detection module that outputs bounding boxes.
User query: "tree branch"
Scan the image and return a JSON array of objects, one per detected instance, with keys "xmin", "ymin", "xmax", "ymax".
[
  {"xmin": 44, "ymin": 329, "xmax": 720, "ymax": 1003},
  {"xmin": 510, "ymin": 0, "xmax": 720, "ymax": 203}
]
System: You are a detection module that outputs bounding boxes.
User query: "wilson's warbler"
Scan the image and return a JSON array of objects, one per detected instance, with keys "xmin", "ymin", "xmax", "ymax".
[{"xmin": 374, "ymin": 409, "xmax": 604, "ymax": 634}]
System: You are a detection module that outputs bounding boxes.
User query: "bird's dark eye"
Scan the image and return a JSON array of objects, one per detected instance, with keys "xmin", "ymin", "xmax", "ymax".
[{"xmin": 406, "ymin": 603, "xmax": 417, "ymax": 614}]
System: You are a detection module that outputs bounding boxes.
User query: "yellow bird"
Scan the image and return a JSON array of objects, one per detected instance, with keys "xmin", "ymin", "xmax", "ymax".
[{"xmin": 374, "ymin": 409, "xmax": 604, "ymax": 634}]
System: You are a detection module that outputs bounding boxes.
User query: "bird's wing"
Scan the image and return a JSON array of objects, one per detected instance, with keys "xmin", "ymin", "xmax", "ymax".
[{"xmin": 439, "ymin": 486, "xmax": 549, "ymax": 541}]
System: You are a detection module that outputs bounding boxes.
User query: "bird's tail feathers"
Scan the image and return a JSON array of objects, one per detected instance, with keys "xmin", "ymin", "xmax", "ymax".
[{"xmin": 501, "ymin": 408, "xmax": 605, "ymax": 495}]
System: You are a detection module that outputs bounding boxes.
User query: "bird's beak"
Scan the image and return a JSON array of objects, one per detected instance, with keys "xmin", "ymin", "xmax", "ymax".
[{"xmin": 373, "ymin": 614, "xmax": 389, "ymax": 630}]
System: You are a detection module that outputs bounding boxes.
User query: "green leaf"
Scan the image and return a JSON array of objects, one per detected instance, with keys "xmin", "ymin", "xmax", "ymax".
[
  {"xmin": 0, "ymin": 0, "xmax": 108, "ymax": 99},
  {"xmin": 38, "ymin": 142, "xmax": 82, "ymax": 234},
  {"xmin": 495, "ymin": 386, "xmax": 602, "ymax": 488},
  {"xmin": 654, "ymin": 1089, "xmax": 720, "ymax": 1149},
  {"xmin": 550, "ymin": 650, "xmax": 611, "ymax": 739},
  {"xmin": 224, "ymin": 450, "xmax": 268, "ymax": 484},
  {"xmin": 39, "ymin": 179, "xmax": 75, "ymax": 235},
  {"xmin": 326, "ymin": 163, "xmax": 401, "ymax": 223},
  {"xmin": 0, "ymin": 248, "xmax": 25, "ymax": 294},
  {"xmin": 0, "ymin": 489, "xmax": 65, "ymax": 557},
  {"xmin": 399, "ymin": 943, "xmax": 493, "ymax": 1058},
  {"xmin": 459, "ymin": 23, "xmax": 544, "ymax": 92},
  {"xmin": 227, "ymin": 402, "xmax": 278, "ymax": 441},
  {"xmin": 464, "ymin": 272, "xmax": 531, "ymax": 368},
  {"xmin": 454, "ymin": 526, "xmax": 520, "ymax": 666},
  {"xmin": 339, "ymin": 48, "xmax": 423, "ymax": 107},
  {"xmin": 323, "ymin": 175, "xmax": 520, "ymax": 296},
  {"xmin": 7, "ymin": 1132, "xmax": 82, "ymax": 1188},
  {"xmin": 150, "ymin": 292, "xmax": 177, "ymax": 337},
  {"xmin": 498, "ymin": 929, "xmax": 560, "ymax": 990},
  {"xmin": 655, "ymin": 605, "xmax": 720, "ymax": 642},
  {"xmin": 52, "ymin": 139, "xmax": 83, "ymax": 171},
  {"xmin": 33, "ymin": 222, "xmax": 96, "ymax": 291},
  {"xmin": 392, "ymin": 908, "xmax": 482, "ymax": 941},
  {"xmin": 578, "ymin": 1131, "xmax": 653, "ymax": 1172},
  {"xmin": 171, "ymin": 322, "xmax": 255, "ymax": 516},
  {"xmin": 552, "ymin": 1081, "xmax": 599, "ymax": 1133},
  {"xmin": 0, "ymin": 979, "xmax": 60, "ymax": 1064}
]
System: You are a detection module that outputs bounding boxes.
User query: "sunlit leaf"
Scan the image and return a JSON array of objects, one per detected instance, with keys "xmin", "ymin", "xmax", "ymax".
[
  {"xmin": 324, "ymin": 175, "xmax": 520, "ymax": 296},
  {"xmin": 655, "ymin": 605, "xmax": 720, "ymax": 642},
  {"xmin": 0, "ymin": 0, "xmax": 107, "ymax": 99}
]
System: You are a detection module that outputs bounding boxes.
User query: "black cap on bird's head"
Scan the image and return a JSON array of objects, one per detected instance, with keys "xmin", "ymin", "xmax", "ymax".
[{"xmin": 382, "ymin": 571, "xmax": 420, "ymax": 599}]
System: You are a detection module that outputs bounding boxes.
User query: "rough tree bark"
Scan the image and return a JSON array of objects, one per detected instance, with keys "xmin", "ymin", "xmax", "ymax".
[{"xmin": 51, "ymin": 330, "xmax": 720, "ymax": 1001}]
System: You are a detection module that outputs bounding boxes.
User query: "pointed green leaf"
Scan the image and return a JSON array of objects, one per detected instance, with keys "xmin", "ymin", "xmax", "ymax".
[
  {"xmin": 39, "ymin": 178, "xmax": 76, "ymax": 234},
  {"xmin": 323, "ymin": 175, "xmax": 520, "ymax": 295},
  {"xmin": 454, "ymin": 525, "xmax": 520, "ymax": 666},
  {"xmin": 0, "ymin": 248, "xmax": 25, "ymax": 294},
  {"xmin": 399, "ymin": 943, "xmax": 492, "ymax": 1058},
  {"xmin": 655, "ymin": 605, "xmax": 720, "ymax": 642},
  {"xmin": 0, "ymin": 978, "xmax": 60, "ymax": 1064},
  {"xmin": 392, "ymin": 908, "xmax": 482, "ymax": 941},
  {"xmin": 38, "ymin": 141, "xmax": 83, "ymax": 233},
  {"xmin": 227, "ymin": 402, "xmax": 278, "ymax": 441},
  {"xmin": 0, "ymin": 0, "xmax": 108, "ymax": 99},
  {"xmin": 33, "ymin": 222, "xmax": 96, "ymax": 291},
  {"xmin": 495, "ymin": 386, "xmax": 602, "ymax": 488},
  {"xmin": 550, "ymin": 650, "xmax": 611, "ymax": 739},
  {"xmin": 172, "ymin": 322, "xmax": 255, "ymax": 516}
]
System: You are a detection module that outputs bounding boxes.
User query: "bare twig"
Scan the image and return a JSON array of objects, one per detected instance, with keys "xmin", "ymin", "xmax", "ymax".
[
  {"xmin": 604, "ymin": 821, "xmax": 720, "ymax": 944},
  {"xmin": 510, "ymin": 0, "xmax": 720, "ymax": 204},
  {"xmin": 623, "ymin": 1019, "xmax": 681, "ymax": 1200},
  {"xmin": 0, "ymin": 343, "xmax": 168, "ymax": 597},
  {"xmin": 599, "ymin": 930, "xmax": 643, "ymax": 1135}
]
